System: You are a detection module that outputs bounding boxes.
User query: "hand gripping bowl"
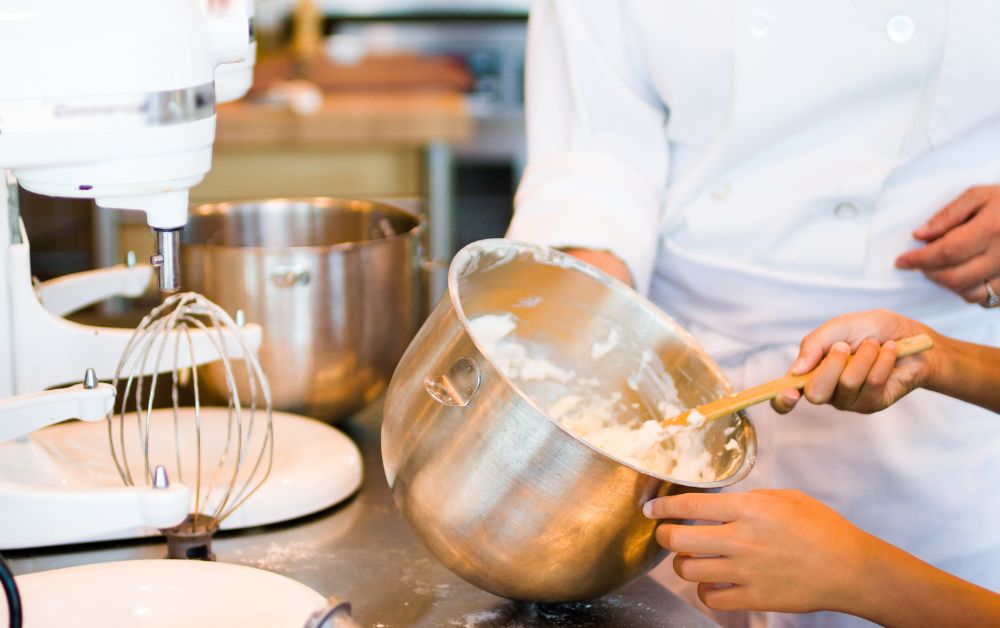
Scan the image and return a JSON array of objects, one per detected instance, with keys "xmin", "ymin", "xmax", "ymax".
[{"xmin": 382, "ymin": 240, "xmax": 757, "ymax": 602}]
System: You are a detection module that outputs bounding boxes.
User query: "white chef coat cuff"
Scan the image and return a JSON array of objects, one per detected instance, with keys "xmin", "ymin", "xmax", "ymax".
[{"xmin": 507, "ymin": 151, "xmax": 662, "ymax": 295}]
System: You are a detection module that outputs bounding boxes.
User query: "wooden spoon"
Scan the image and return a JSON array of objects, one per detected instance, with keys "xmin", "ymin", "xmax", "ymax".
[{"xmin": 663, "ymin": 333, "xmax": 935, "ymax": 427}]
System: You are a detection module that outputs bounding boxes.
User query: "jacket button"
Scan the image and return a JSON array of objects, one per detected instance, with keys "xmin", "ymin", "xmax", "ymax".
[
  {"xmin": 833, "ymin": 202, "xmax": 859, "ymax": 220},
  {"xmin": 886, "ymin": 15, "xmax": 915, "ymax": 44},
  {"xmin": 747, "ymin": 12, "xmax": 771, "ymax": 38}
]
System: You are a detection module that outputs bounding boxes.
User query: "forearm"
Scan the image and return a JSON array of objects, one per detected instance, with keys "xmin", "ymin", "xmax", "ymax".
[
  {"xmin": 844, "ymin": 533, "xmax": 1000, "ymax": 627},
  {"xmin": 925, "ymin": 332, "xmax": 1000, "ymax": 413}
]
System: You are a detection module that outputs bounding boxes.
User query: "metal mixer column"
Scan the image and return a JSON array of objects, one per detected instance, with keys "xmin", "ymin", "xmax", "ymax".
[{"xmin": 151, "ymin": 228, "xmax": 182, "ymax": 293}]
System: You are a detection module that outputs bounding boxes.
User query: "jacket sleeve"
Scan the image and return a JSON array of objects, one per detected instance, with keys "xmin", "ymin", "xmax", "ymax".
[{"xmin": 506, "ymin": 0, "xmax": 670, "ymax": 294}]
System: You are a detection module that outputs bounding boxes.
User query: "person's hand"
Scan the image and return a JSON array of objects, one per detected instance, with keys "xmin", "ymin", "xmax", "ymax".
[
  {"xmin": 206, "ymin": 0, "xmax": 232, "ymax": 13},
  {"xmin": 648, "ymin": 491, "xmax": 1000, "ymax": 625},
  {"xmin": 644, "ymin": 490, "xmax": 876, "ymax": 614},
  {"xmin": 563, "ymin": 248, "xmax": 634, "ymax": 286},
  {"xmin": 895, "ymin": 185, "xmax": 1000, "ymax": 307},
  {"xmin": 771, "ymin": 310, "xmax": 939, "ymax": 414}
]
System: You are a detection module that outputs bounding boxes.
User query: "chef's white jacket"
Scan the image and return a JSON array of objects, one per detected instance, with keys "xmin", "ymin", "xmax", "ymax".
[{"xmin": 507, "ymin": 2, "xmax": 1000, "ymax": 626}]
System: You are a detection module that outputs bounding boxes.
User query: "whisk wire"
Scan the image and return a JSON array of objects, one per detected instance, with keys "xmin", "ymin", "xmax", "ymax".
[
  {"xmin": 180, "ymin": 312, "xmax": 245, "ymax": 524},
  {"xmin": 142, "ymin": 318, "xmax": 176, "ymax": 484},
  {"xmin": 112, "ymin": 308, "xmax": 166, "ymax": 486},
  {"xmin": 201, "ymin": 303, "xmax": 275, "ymax": 525},
  {"xmin": 106, "ymin": 293, "xmax": 274, "ymax": 546}
]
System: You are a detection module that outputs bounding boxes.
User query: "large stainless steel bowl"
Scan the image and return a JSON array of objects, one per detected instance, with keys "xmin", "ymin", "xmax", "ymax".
[
  {"xmin": 382, "ymin": 240, "xmax": 757, "ymax": 602},
  {"xmin": 181, "ymin": 198, "xmax": 423, "ymax": 421}
]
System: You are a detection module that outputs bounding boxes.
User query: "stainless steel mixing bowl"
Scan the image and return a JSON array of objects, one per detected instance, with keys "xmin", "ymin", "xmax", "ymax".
[
  {"xmin": 181, "ymin": 198, "xmax": 422, "ymax": 421},
  {"xmin": 382, "ymin": 240, "xmax": 757, "ymax": 602}
]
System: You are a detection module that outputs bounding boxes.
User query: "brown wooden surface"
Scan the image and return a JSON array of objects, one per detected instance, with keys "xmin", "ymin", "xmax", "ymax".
[
  {"xmin": 214, "ymin": 91, "xmax": 471, "ymax": 147},
  {"xmin": 251, "ymin": 53, "xmax": 474, "ymax": 94},
  {"xmin": 205, "ymin": 53, "xmax": 472, "ymax": 201},
  {"xmin": 216, "ymin": 52, "xmax": 473, "ymax": 148}
]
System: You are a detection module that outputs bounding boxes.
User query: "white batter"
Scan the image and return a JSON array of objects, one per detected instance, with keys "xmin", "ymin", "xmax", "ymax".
[{"xmin": 469, "ymin": 313, "xmax": 731, "ymax": 482}]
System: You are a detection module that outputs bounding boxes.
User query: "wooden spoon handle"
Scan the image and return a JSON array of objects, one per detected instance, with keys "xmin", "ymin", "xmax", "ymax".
[{"xmin": 668, "ymin": 333, "xmax": 934, "ymax": 426}]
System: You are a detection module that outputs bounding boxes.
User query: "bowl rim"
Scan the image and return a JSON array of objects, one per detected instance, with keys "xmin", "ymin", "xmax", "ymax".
[
  {"xmin": 182, "ymin": 196, "xmax": 425, "ymax": 253},
  {"xmin": 447, "ymin": 238, "xmax": 758, "ymax": 489}
]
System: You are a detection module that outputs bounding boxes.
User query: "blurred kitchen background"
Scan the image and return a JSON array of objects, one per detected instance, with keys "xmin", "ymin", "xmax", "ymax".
[{"xmin": 22, "ymin": 0, "xmax": 529, "ymax": 288}]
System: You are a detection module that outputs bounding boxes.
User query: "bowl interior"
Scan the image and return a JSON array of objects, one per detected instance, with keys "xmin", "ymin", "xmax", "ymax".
[
  {"xmin": 184, "ymin": 198, "xmax": 421, "ymax": 248},
  {"xmin": 451, "ymin": 241, "xmax": 754, "ymax": 486}
]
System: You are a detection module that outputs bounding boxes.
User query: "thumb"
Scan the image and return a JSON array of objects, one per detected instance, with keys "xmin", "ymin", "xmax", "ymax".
[
  {"xmin": 912, "ymin": 187, "xmax": 985, "ymax": 241},
  {"xmin": 788, "ymin": 318, "xmax": 861, "ymax": 374}
]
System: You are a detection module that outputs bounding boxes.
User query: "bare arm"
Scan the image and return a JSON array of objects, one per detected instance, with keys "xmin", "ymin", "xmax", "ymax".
[
  {"xmin": 926, "ymin": 333, "xmax": 1000, "ymax": 414},
  {"xmin": 856, "ymin": 535, "xmax": 1000, "ymax": 627},
  {"xmin": 645, "ymin": 491, "xmax": 1000, "ymax": 626}
]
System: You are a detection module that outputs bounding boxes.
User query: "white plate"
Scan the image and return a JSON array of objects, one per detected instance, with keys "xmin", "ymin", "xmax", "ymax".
[
  {"xmin": 5, "ymin": 559, "xmax": 327, "ymax": 628},
  {"xmin": 0, "ymin": 408, "xmax": 362, "ymax": 545}
]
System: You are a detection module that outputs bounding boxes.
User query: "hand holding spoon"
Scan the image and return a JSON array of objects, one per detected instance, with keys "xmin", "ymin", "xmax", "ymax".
[{"xmin": 662, "ymin": 333, "xmax": 935, "ymax": 427}]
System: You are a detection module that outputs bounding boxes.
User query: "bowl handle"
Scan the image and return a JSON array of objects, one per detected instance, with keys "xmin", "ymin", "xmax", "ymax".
[
  {"xmin": 270, "ymin": 265, "xmax": 311, "ymax": 287},
  {"xmin": 423, "ymin": 357, "xmax": 481, "ymax": 407}
]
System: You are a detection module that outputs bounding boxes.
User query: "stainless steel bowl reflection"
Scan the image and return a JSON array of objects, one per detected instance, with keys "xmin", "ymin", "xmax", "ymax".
[
  {"xmin": 182, "ymin": 198, "xmax": 423, "ymax": 421},
  {"xmin": 382, "ymin": 240, "xmax": 756, "ymax": 602}
]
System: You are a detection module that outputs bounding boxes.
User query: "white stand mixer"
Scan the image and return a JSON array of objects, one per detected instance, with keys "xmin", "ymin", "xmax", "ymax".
[{"xmin": 0, "ymin": 0, "xmax": 262, "ymax": 548}]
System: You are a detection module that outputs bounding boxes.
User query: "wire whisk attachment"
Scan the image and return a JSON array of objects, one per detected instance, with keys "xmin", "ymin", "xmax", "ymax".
[{"xmin": 107, "ymin": 292, "xmax": 273, "ymax": 560}]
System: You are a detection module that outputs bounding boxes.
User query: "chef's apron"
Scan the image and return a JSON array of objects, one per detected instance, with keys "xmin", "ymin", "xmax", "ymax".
[
  {"xmin": 648, "ymin": 240, "xmax": 1000, "ymax": 628},
  {"xmin": 508, "ymin": 4, "xmax": 1000, "ymax": 624}
]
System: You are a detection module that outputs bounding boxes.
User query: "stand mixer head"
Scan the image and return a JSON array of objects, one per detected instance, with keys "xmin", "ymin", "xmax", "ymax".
[{"xmin": 0, "ymin": 0, "xmax": 254, "ymax": 293}]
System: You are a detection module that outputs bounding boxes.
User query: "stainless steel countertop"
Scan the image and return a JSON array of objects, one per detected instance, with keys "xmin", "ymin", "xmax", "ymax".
[{"xmin": 5, "ymin": 400, "xmax": 717, "ymax": 627}]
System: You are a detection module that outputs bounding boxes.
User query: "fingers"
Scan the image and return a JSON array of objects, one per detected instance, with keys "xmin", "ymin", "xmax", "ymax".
[
  {"xmin": 853, "ymin": 340, "xmax": 898, "ymax": 408},
  {"xmin": 797, "ymin": 338, "xmax": 910, "ymax": 412},
  {"xmin": 656, "ymin": 523, "xmax": 732, "ymax": 555},
  {"xmin": 770, "ymin": 387, "xmax": 800, "ymax": 414},
  {"xmin": 791, "ymin": 328, "xmax": 845, "ymax": 375},
  {"xmin": 790, "ymin": 319, "xmax": 860, "ymax": 375},
  {"xmin": 830, "ymin": 339, "xmax": 880, "ymax": 408},
  {"xmin": 674, "ymin": 555, "xmax": 741, "ymax": 585},
  {"xmin": 912, "ymin": 186, "xmax": 988, "ymax": 241},
  {"xmin": 789, "ymin": 310, "xmax": 897, "ymax": 375},
  {"xmin": 962, "ymin": 282, "xmax": 988, "ymax": 304},
  {"xmin": 698, "ymin": 583, "xmax": 751, "ymax": 611},
  {"xmin": 923, "ymin": 252, "xmax": 997, "ymax": 296},
  {"xmin": 960, "ymin": 276, "xmax": 1000, "ymax": 307},
  {"xmin": 896, "ymin": 219, "xmax": 988, "ymax": 271},
  {"xmin": 802, "ymin": 342, "xmax": 850, "ymax": 404},
  {"xmin": 644, "ymin": 492, "xmax": 741, "ymax": 523}
]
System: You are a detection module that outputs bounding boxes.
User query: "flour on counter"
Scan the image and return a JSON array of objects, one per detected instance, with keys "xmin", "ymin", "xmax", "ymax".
[
  {"xmin": 468, "ymin": 313, "xmax": 735, "ymax": 483},
  {"xmin": 238, "ymin": 541, "xmax": 319, "ymax": 572}
]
